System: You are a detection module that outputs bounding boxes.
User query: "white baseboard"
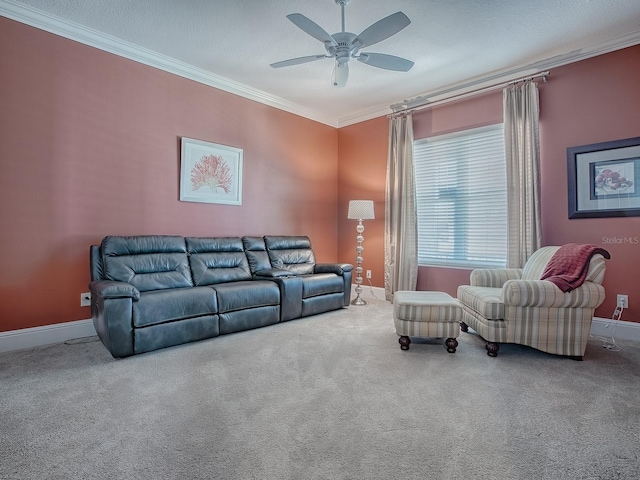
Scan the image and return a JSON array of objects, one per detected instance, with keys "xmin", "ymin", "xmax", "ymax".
[
  {"xmin": 0, "ymin": 305, "xmax": 637, "ymax": 355},
  {"xmin": 351, "ymin": 284, "xmax": 387, "ymax": 301},
  {"xmin": 0, "ymin": 319, "xmax": 97, "ymax": 354},
  {"xmin": 590, "ymin": 316, "xmax": 640, "ymax": 342}
]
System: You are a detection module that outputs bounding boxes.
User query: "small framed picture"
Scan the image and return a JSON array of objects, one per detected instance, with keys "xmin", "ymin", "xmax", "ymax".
[{"xmin": 180, "ymin": 137, "xmax": 243, "ymax": 205}]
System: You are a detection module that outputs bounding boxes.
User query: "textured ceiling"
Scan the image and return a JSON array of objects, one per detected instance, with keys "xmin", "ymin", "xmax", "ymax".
[{"xmin": 3, "ymin": 0, "xmax": 640, "ymax": 126}]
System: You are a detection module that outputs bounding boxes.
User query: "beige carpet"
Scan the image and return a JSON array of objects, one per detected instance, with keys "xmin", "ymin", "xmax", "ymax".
[{"xmin": 1, "ymin": 297, "xmax": 639, "ymax": 480}]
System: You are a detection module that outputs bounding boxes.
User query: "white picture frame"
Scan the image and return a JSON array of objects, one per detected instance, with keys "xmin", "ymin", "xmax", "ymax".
[{"xmin": 180, "ymin": 137, "xmax": 243, "ymax": 205}]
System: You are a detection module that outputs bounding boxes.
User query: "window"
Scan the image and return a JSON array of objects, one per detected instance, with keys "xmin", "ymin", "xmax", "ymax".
[{"xmin": 414, "ymin": 124, "xmax": 507, "ymax": 269}]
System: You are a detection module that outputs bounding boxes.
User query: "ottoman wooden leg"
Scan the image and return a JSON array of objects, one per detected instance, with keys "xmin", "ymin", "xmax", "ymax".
[
  {"xmin": 399, "ymin": 335, "xmax": 411, "ymax": 350},
  {"xmin": 445, "ymin": 337, "xmax": 458, "ymax": 353},
  {"xmin": 460, "ymin": 322, "xmax": 469, "ymax": 332}
]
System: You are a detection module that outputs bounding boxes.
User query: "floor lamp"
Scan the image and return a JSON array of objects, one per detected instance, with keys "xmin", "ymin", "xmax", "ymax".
[{"xmin": 347, "ymin": 200, "xmax": 375, "ymax": 305}]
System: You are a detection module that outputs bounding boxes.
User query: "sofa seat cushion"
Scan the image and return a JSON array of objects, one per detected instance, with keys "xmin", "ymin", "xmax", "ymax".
[
  {"xmin": 456, "ymin": 285, "xmax": 504, "ymax": 320},
  {"xmin": 213, "ymin": 280, "xmax": 280, "ymax": 313},
  {"xmin": 133, "ymin": 286, "xmax": 218, "ymax": 328},
  {"xmin": 302, "ymin": 273, "xmax": 343, "ymax": 299}
]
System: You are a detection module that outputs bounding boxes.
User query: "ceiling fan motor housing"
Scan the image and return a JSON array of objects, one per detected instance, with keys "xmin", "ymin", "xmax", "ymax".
[{"xmin": 326, "ymin": 32, "xmax": 359, "ymax": 64}]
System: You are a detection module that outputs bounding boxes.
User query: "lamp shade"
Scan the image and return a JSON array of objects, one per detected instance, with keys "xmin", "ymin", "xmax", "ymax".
[{"xmin": 348, "ymin": 200, "xmax": 375, "ymax": 220}]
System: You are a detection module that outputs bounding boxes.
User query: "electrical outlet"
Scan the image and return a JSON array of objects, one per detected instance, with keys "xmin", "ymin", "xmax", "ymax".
[
  {"xmin": 80, "ymin": 292, "xmax": 91, "ymax": 307},
  {"xmin": 617, "ymin": 294, "xmax": 628, "ymax": 308},
  {"xmin": 366, "ymin": 270, "xmax": 372, "ymax": 279}
]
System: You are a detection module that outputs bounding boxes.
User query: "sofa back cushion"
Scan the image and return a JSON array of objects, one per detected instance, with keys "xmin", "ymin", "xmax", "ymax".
[
  {"xmin": 186, "ymin": 237, "xmax": 252, "ymax": 286},
  {"xmin": 264, "ymin": 236, "xmax": 316, "ymax": 275},
  {"xmin": 101, "ymin": 235, "xmax": 193, "ymax": 292},
  {"xmin": 242, "ymin": 236, "xmax": 272, "ymax": 274}
]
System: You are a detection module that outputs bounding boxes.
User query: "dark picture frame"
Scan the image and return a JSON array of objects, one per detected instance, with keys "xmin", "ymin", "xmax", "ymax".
[{"xmin": 567, "ymin": 136, "xmax": 640, "ymax": 218}]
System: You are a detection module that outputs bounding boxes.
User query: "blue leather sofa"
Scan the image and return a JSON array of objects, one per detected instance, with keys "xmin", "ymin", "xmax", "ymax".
[{"xmin": 89, "ymin": 235, "xmax": 352, "ymax": 358}]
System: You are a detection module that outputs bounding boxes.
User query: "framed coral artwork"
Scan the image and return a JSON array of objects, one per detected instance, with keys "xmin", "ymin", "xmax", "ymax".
[{"xmin": 180, "ymin": 137, "xmax": 243, "ymax": 205}]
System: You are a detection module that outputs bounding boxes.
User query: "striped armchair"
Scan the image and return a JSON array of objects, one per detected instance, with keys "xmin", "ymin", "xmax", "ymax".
[{"xmin": 457, "ymin": 246, "xmax": 608, "ymax": 360}]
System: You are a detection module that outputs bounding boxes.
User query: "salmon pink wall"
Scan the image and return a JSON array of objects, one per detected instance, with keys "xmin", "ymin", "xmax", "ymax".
[
  {"xmin": 338, "ymin": 45, "xmax": 640, "ymax": 323},
  {"xmin": 337, "ymin": 116, "xmax": 388, "ymax": 285},
  {"xmin": 0, "ymin": 18, "xmax": 339, "ymax": 332},
  {"xmin": 538, "ymin": 45, "xmax": 640, "ymax": 322}
]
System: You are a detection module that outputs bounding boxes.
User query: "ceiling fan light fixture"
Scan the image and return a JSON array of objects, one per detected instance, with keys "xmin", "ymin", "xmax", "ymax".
[{"xmin": 333, "ymin": 62, "xmax": 348, "ymax": 88}]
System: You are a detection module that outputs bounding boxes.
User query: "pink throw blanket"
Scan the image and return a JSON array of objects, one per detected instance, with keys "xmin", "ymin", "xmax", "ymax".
[{"xmin": 540, "ymin": 243, "xmax": 610, "ymax": 292}]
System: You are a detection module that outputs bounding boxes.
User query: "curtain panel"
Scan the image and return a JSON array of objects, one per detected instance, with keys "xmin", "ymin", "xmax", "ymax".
[
  {"xmin": 503, "ymin": 82, "xmax": 543, "ymax": 268},
  {"xmin": 384, "ymin": 115, "xmax": 418, "ymax": 300}
]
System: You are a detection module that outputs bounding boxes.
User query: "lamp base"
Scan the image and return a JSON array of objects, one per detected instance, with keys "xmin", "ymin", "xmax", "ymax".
[{"xmin": 351, "ymin": 295, "xmax": 368, "ymax": 306}]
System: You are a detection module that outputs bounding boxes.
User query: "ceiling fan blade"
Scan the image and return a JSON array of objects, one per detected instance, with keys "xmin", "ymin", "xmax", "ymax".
[
  {"xmin": 357, "ymin": 52, "xmax": 414, "ymax": 71},
  {"xmin": 287, "ymin": 13, "xmax": 338, "ymax": 46},
  {"xmin": 354, "ymin": 12, "xmax": 411, "ymax": 48},
  {"xmin": 270, "ymin": 55, "xmax": 328, "ymax": 68}
]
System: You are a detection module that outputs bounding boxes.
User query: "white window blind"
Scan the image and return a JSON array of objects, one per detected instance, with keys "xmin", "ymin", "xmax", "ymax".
[{"xmin": 414, "ymin": 124, "xmax": 507, "ymax": 269}]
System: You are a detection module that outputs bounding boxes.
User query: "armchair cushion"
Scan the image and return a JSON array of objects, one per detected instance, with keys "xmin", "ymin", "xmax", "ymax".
[{"xmin": 457, "ymin": 286, "xmax": 504, "ymax": 320}]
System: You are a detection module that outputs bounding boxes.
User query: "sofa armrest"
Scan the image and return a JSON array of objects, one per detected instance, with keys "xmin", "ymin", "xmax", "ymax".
[
  {"xmin": 88, "ymin": 280, "xmax": 138, "ymax": 358},
  {"xmin": 502, "ymin": 280, "xmax": 606, "ymax": 308},
  {"xmin": 253, "ymin": 268, "xmax": 295, "ymax": 278},
  {"xmin": 253, "ymin": 273, "xmax": 303, "ymax": 321},
  {"xmin": 315, "ymin": 263, "xmax": 353, "ymax": 307},
  {"xmin": 314, "ymin": 263, "xmax": 353, "ymax": 275},
  {"xmin": 90, "ymin": 280, "xmax": 140, "ymax": 301},
  {"xmin": 470, "ymin": 268, "xmax": 522, "ymax": 287}
]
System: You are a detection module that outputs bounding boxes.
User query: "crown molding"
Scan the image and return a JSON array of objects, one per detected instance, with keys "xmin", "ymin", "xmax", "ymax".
[
  {"xmin": 299, "ymin": 25, "xmax": 640, "ymax": 127},
  {"xmin": 315, "ymin": 28, "xmax": 640, "ymax": 126},
  {"xmin": 336, "ymin": 104, "xmax": 393, "ymax": 128},
  {"xmin": 388, "ymin": 29, "xmax": 640, "ymax": 114},
  {"xmin": 0, "ymin": 0, "xmax": 338, "ymax": 127}
]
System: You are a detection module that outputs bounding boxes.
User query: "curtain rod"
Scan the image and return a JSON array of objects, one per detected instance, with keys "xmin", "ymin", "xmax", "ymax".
[{"xmin": 389, "ymin": 71, "xmax": 550, "ymax": 118}]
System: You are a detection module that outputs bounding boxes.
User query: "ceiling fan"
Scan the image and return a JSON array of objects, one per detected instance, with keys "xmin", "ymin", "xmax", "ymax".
[{"xmin": 270, "ymin": 0, "xmax": 414, "ymax": 88}]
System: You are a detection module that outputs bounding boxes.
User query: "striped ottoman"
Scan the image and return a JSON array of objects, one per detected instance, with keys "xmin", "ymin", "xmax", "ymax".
[{"xmin": 393, "ymin": 291, "xmax": 461, "ymax": 352}]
